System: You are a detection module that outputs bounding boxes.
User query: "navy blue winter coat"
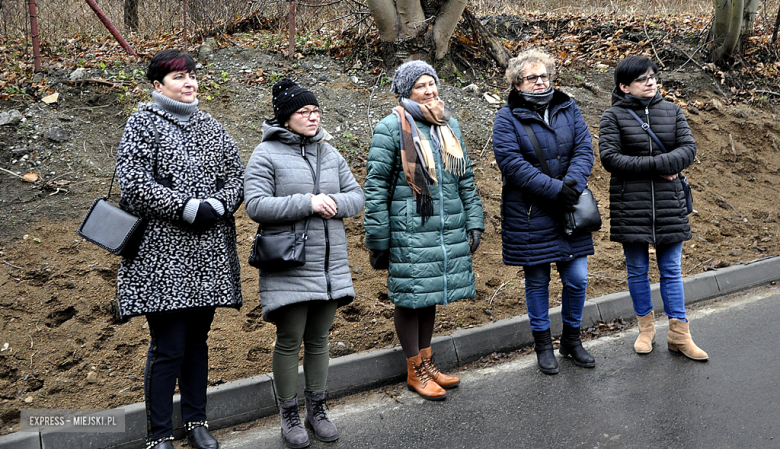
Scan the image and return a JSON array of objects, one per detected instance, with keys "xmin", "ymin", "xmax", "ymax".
[{"xmin": 492, "ymin": 89, "xmax": 595, "ymax": 266}]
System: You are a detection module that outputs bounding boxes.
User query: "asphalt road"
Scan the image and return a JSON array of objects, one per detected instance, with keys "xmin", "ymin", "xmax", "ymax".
[{"xmin": 211, "ymin": 286, "xmax": 780, "ymax": 449}]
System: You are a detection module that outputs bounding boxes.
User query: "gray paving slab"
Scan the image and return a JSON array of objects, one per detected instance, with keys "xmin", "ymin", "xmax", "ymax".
[
  {"xmin": 714, "ymin": 257, "xmax": 779, "ymax": 294},
  {"xmin": 0, "ymin": 430, "xmax": 40, "ymax": 449}
]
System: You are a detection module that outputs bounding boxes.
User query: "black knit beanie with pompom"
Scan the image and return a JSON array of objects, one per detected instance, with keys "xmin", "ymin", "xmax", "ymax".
[{"xmin": 272, "ymin": 78, "xmax": 319, "ymax": 125}]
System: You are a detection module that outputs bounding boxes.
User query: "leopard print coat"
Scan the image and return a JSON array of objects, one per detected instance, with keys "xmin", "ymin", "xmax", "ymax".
[{"xmin": 115, "ymin": 104, "xmax": 244, "ymax": 320}]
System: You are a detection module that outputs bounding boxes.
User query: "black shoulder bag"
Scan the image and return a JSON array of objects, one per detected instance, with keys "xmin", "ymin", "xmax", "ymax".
[
  {"xmin": 522, "ymin": 123, "xmax": 601, "ymax": 236},
  {"xmin": 248, "ymin": 145, "xmax": 322, "ymax": 271},
  {"xmin": 76, "ymin": 119, "xmax": 161, "ymax": 257},
  {"xmin": 624, "ymin": 108, "xmax": 694, "ymax": 214},
  {"xmin": 368, "ymin": 150, "xmax": 400, "ymax": 270}
]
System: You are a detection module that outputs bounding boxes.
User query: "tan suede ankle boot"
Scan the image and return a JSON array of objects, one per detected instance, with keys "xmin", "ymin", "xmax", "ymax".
[
  {"xmin": 420, "ymin": 347, "xmax": 460, "ymax": 389},
  {"xmin": 634, "ymin": 312, "xmax": 656, "ymax": 354},
  {"xmin": 407, "ymin": 354, "xmax": 446, "ymax": 400},
  {"xmin": 667, "ymin": 318, "xmax": 708, "ymax": 361}
]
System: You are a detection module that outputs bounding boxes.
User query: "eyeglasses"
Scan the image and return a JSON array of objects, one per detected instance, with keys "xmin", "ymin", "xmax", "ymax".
[
  {"xmin": 296, "ymin": 109, "xmax": 323, "ymax": 118},
  {"xmin": 521, "ymin": 73, "xmax": 549, "ymax": 84},
  {"xmin": 633, "ymin": 73, "xmax": 658, "ymax": 85}
]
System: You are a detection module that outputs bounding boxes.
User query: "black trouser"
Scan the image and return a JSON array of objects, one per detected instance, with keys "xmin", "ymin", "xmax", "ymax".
[{"xmin": 144, "ymin": 307, "xmax": 215, "ymax": 440}]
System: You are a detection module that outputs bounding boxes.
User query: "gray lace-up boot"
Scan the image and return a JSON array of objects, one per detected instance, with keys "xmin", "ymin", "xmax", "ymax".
[
  {"xmin": 279, "ymin": 396, "xmax": 309, "ymax": 448},
  {"xmin": 304, "ymin": 391, "xmax": 339, "ymax": 442}
]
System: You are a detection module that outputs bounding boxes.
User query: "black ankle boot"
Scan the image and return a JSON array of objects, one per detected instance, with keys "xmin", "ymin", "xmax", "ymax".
[
  {"xmin": 186, "ymin": 423, "xmax": 219, "ymax": 449},
  {"xmin": 532, "ymin": 329, "xmax": 559, "ymax": 374},
  {"xmin": 559, "ymin": 324, "xmax": 595, "ymax": 368}
]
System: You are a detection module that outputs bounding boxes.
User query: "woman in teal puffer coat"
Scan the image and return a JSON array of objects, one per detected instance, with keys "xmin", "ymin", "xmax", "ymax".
[{"xmin": 364, "ymin": 61, "xmax": 484, "ymax": 401}]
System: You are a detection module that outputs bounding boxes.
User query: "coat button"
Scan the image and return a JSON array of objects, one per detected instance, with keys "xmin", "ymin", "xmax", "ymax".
[{"xmin": 557, "ymin": 156, "xmax": 561, "ymax": 160}]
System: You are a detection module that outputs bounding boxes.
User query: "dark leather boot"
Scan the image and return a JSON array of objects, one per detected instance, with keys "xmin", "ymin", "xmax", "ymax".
[
  {"xmin": 186, "ymin": 424, "xmax": 219, "ymax": 449},
  {"xmin": 559, "ymin": 324, "xmax": 595, "ymax": 368},
  {"xmin": 532, "ymin": 329, "xmax": 559, "ymax": 374}
]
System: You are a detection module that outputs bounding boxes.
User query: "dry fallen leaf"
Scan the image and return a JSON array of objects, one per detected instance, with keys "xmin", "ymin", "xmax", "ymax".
[
  {"xmin": 41, "ymin": 92, "xmax": 60, "ymax": 104},
  {"xmin": 22, "ymin": 172, "xmax": 40, "ymax": 182}
]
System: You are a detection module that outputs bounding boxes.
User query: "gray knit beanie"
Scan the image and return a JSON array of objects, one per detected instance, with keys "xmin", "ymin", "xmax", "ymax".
[{"xmin": 390, "ymin": 60, "xmax": 440, "ymax": 99}]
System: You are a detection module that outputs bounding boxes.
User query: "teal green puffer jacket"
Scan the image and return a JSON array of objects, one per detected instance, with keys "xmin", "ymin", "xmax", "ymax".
[{"xmin": 364, "ymin": 114, "xmax": 484, "ymax": 309}]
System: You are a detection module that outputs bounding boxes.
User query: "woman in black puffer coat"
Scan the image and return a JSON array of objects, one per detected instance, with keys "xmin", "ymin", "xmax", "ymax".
[{"xmin": 599, "ymin": 55, "xmax": 707, "ymax": 361}]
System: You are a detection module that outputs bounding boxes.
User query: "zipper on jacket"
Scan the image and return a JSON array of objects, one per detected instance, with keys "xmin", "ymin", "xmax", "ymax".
[
  {"xmin": 435, "ymin": 154, "xmax": 449, "ymax": 305},
  {"xmin": 302, "ymin": 141, "xmax": 333, "ymax": 298},
  {"xmin": 644, "ymin": 107, "xmax": 653, "ymax": 154},
  {"xmin": 645, "ymin": 107, "xmax": 657, "ymax": 243},
  {"xmin": 323, "ymin": 219, "xmax": 332, "ymax": 299}
]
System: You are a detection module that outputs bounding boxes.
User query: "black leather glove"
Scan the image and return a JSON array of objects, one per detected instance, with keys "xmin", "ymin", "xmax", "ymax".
[
  {"xmin": 557, "ymin": 179, "xmax": 579, "ymax": 211},
  {"xmin": 369, "ymin": 249, "xmax": 390, "ymax": 270},
  {"xmin": 468, "ymin": 229, "xmax": 482, "ymax": 254},
  {"xmin": 191, "ymin": 201, "xmax": 221, "ymax": 232}
]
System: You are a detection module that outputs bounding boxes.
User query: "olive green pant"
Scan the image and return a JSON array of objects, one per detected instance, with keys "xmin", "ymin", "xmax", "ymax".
[{"xmin": 272, "ymin": 300, "xmax": 338, "ymax": 401}]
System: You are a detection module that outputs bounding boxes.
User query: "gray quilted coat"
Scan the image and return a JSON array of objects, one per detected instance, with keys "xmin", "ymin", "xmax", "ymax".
[
  {"xmin": 244, "ymin": 122, "xmax": 365, "ymax": 322},
  {"xmin": 115, "ymin": 104, "xmax": 245, "ymax": 320}
]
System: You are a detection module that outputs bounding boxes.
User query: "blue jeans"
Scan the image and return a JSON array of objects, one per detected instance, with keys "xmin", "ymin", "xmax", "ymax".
[
  {"xmin": 523, "ymin": 256, "xmax": 589, "ymax": 332},
  {"xmin": 623, "ymin": 242, "xmax": 687, "ymax": 321}
]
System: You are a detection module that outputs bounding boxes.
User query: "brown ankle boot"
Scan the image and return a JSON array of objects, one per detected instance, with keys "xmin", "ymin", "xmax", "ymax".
[
  {"xmin": 407, "ymin": 354, "xmax": 446, "ymax": 400},
  {"xmin": 419, "ymin": 347, "xmax": 460, "ymax": 389},
  {"xmin": 667, "ymin": 318, "xmax": 708, "ymax": 361},
  {"xmin": 634, "ymin": 312, "xmax": 656, "ymax": 354}
]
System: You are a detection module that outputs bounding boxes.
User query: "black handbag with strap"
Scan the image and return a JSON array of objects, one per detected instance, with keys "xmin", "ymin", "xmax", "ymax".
[
  {"xmin": 76, "ymin": 118, "xmax": 163, "ymax": 257},
  {"xmin": 522, "ymin": 123, "xmax": 601, "ymax": 237},
  {"xmin": 248, "ymin": 144, "xmax": 322, "ymax": 271},
  {"xmin": 625, "ymin": 108, "xmax": 694, "ymax": 214}
]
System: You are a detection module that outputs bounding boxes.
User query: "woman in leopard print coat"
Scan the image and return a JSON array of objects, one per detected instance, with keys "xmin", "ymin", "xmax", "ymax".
[{"xmin": 115, "ymin": 50, "xmax": 243, "ymax": 449}]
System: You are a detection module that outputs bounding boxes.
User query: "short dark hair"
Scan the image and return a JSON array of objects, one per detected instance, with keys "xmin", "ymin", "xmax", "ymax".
[
  {"xmin": 614, "ymin": 56, "xmax": 658, "ymax": 88},
  {"xmin": 147, "ymin": 49, "xmax": 196, "ymax": 84}
]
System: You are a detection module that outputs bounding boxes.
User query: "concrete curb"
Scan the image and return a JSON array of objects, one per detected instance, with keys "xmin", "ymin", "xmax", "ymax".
[{"xmin": 3, "ymin": 255, "xmax": 778, "ymax": 449}]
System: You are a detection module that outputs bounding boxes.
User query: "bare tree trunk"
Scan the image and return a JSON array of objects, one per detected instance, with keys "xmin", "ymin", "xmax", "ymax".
[
  {"xmin": 742, "ymin": 0, "xmax": 760, "ymax": 35},
  {"xmin": 432, "ymin": 0, "xmax": 466, "ymax": 59},
  {"xmin": 712, "ymin": 0, "xmax": 745, "ymax": 62},
  {"xmin": 461, "ymin": 7, "xmax": 511, "ymax": 68},
  {"xmin": 713, "ymin": 0, "xmax": 731, "ymax": 47},
  {"xmin": 396, "ymin": 0, "xmax": 425, "ymax": 38},
  {"xmin": 366, "ymin": 0, "xmax": 399, "ymax": 41},
  {"xmin": 123, "ymin": 0, "xmax": 138, "ymax": 31},
  {"xmin": 773, "ymin": 1, "xmax": 780, "ymax": 44}
]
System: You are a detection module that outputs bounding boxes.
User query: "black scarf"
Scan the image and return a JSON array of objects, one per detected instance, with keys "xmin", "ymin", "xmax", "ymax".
[{"xmin": 507, "ymin": 87, "xmax": 554, "ymax": 117}]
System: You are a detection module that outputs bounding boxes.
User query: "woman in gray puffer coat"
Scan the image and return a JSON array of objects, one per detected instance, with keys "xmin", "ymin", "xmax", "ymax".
[
  {"xmin": 599, "ymin": 55, "xmax": 707, "ymax": 362},
  {"xmin": 244, "ymin": 79, "xmax": 364, "ymax": 448},
  {"xmin": 116, "ymin": 50, "xmax": 243, "ymax": 449}
]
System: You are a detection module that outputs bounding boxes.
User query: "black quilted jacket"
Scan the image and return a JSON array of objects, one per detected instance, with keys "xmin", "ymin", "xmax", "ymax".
[{"xmin": 598, "ymin": 90, "xmax": 695, "ymax": 245}]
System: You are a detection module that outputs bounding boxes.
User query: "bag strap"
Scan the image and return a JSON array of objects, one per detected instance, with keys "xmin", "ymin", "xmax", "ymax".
[
  {"xmin": 386, "ymin": 148, "xmax": 400, "ymax": 208},
  {"xmin": 108, "ymin": 115, "xmax": 161, "ymax": 199},
  {"xmin": 522, "ymin": 123, "xmax": 553, "ymax": 177},
  {"xmin": 625, "ymin": 108, "xmax": 668, "ymax": 153}
]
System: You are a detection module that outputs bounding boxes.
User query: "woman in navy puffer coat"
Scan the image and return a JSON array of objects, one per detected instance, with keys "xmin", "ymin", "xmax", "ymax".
[{"xmin": 493, "ymin": 49, "xmax": 596, "ymax": 375}]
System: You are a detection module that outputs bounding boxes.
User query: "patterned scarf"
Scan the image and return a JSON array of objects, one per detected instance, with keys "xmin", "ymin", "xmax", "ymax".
[{"xmin": 393, "ymin": 98, "xmax": 466, "ymax": 223}]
